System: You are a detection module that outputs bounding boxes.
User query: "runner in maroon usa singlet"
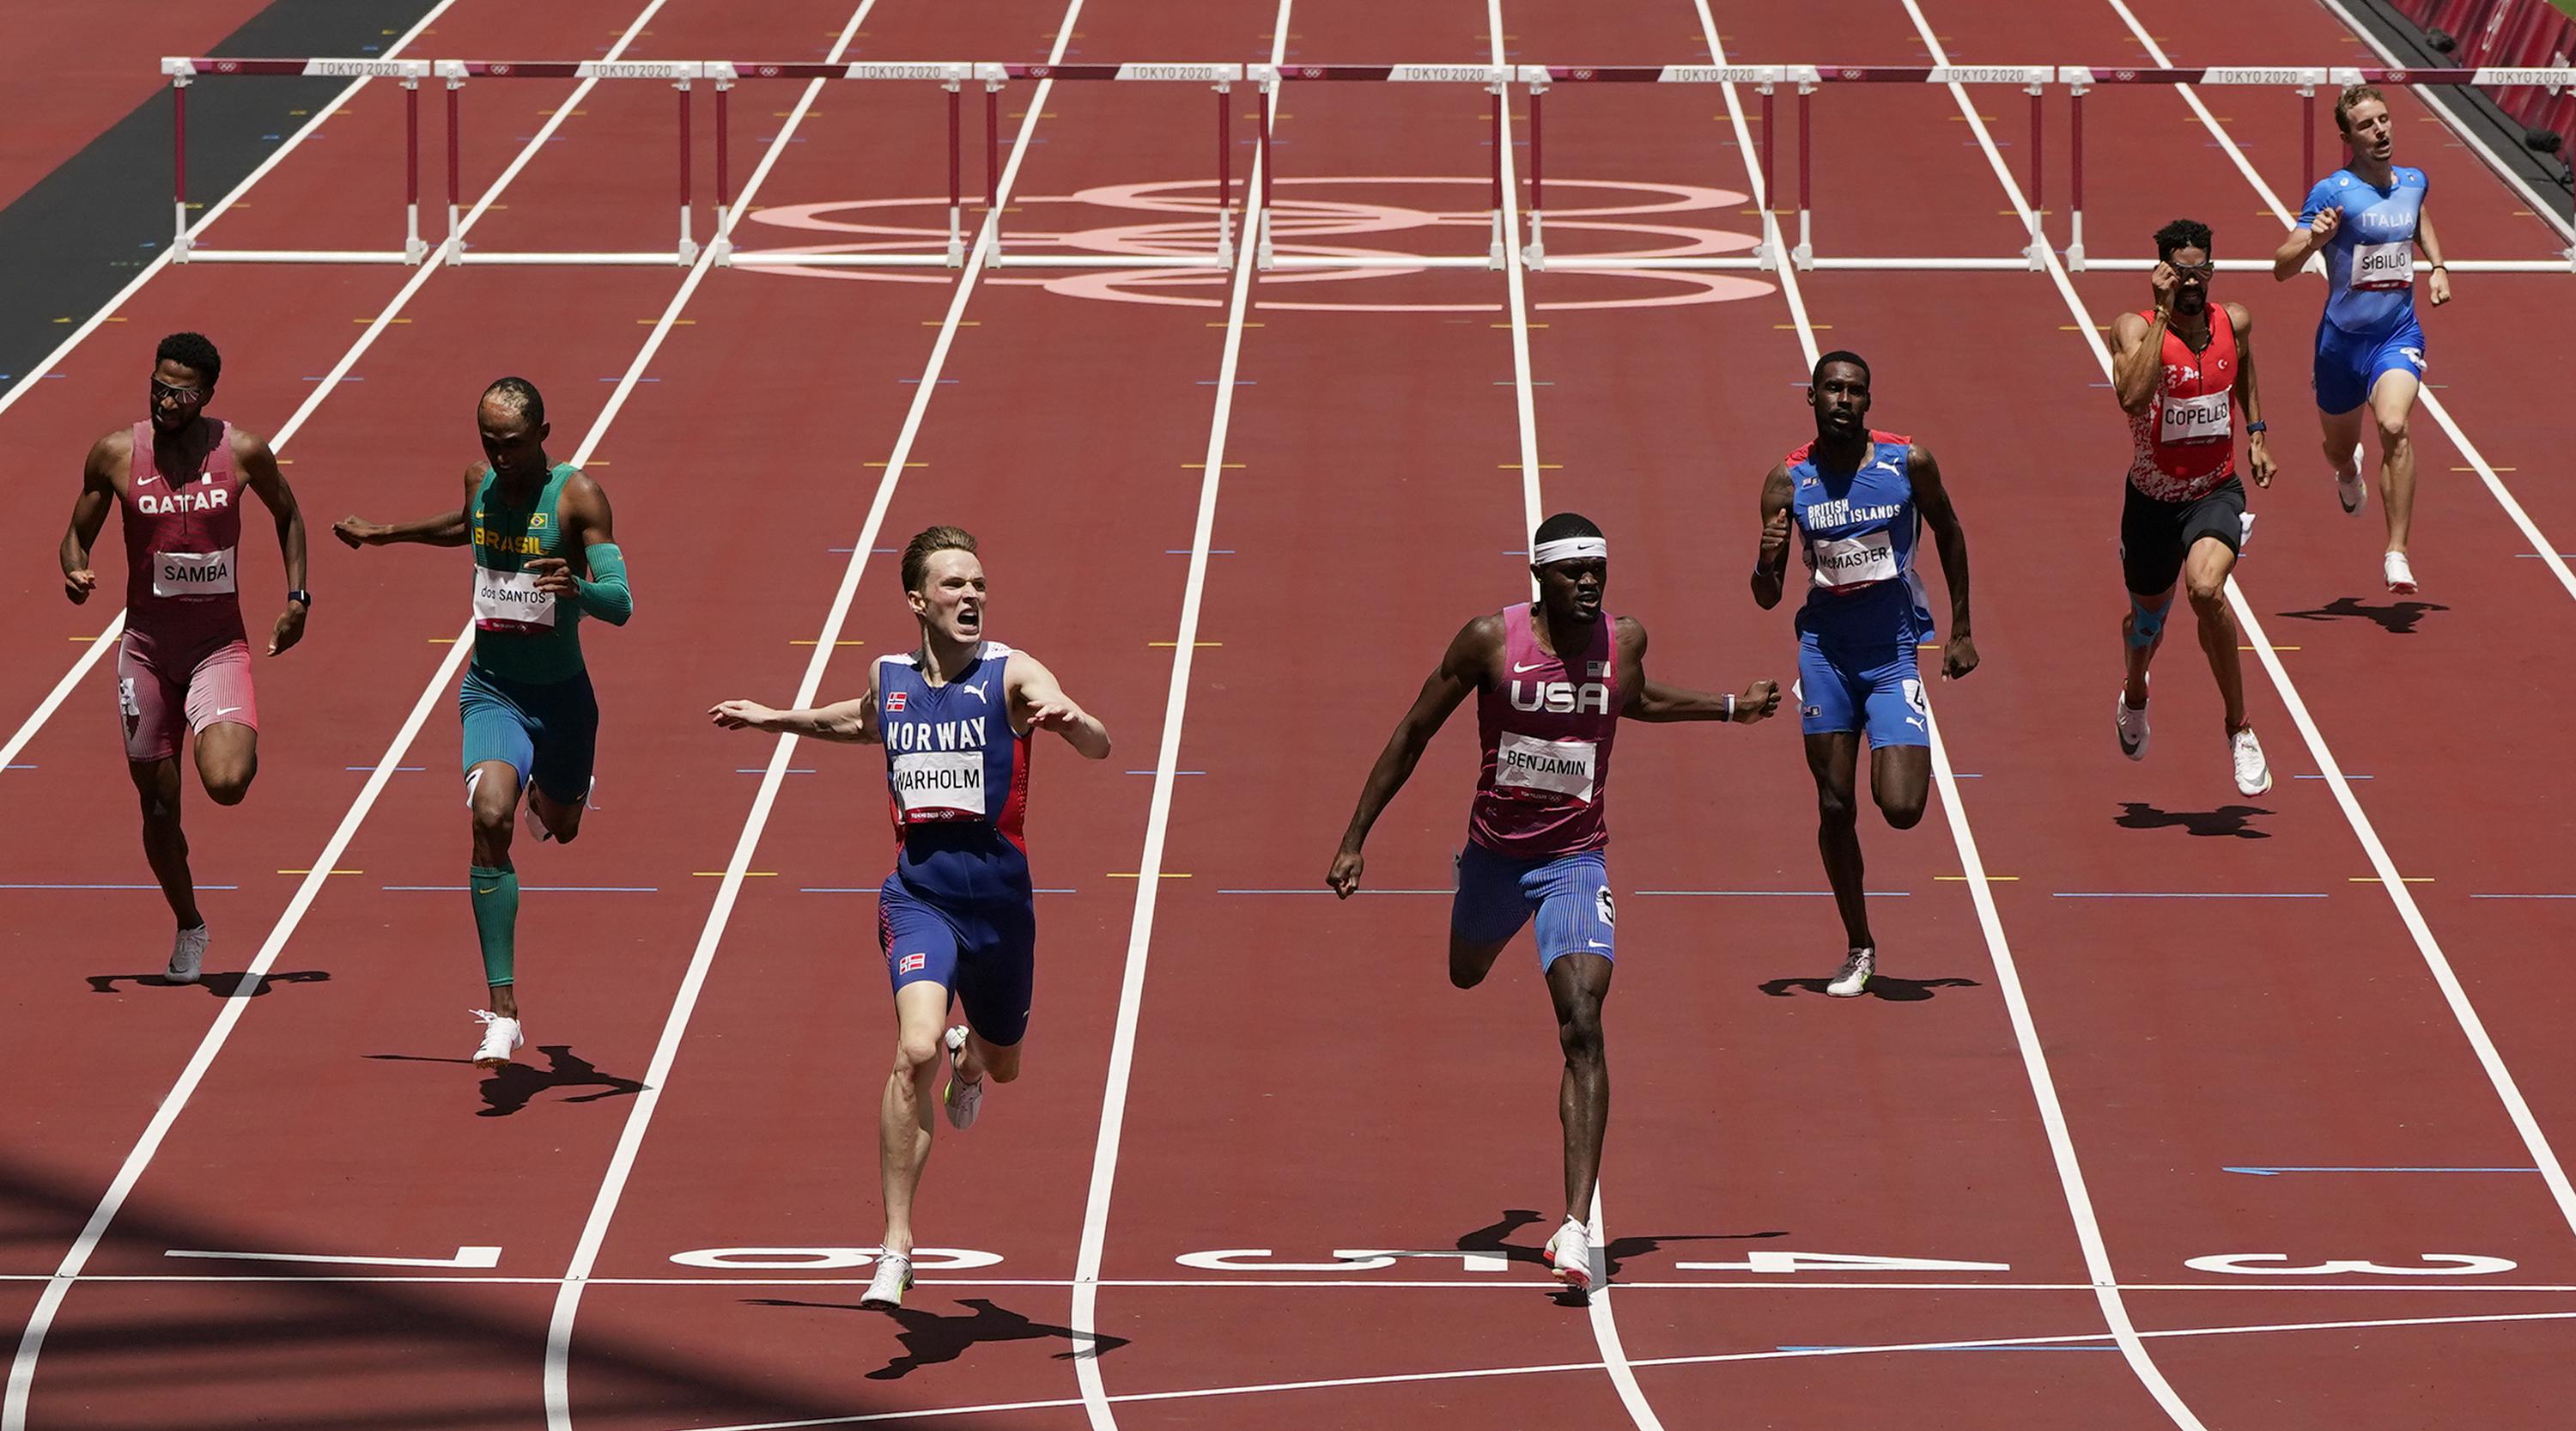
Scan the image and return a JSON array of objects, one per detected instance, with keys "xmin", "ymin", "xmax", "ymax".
[
  {"xmin": 58, "ymin": 332, "xmax": 311, "ymax": 984},
  {"xmin": 1330, "ymin": 512, "xmax": 1781, "ymax": 1298}
]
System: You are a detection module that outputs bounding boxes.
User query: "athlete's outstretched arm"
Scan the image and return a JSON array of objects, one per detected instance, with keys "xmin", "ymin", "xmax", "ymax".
[
  {"xmin": 2227, "ymin": 302, "xmax": 2276, "ymax": 488},
  {"xmin": 2418, "ymin": 204, "xmax": 2451, "ymax": 306},
  {"xmin": 711, "ymin": 664, "xmax": 882, "ymax": 744},
  {"xmin": 331, "ymin": 464, "xmax": 477, "ymax": 549},
  {"xmin": 1327, "ymin": 615, "xmax": 1492, "ymax": 897},
  {"xmin": 233, "ymin": 429, "xmax": 310, "ymax": 655},
  {"xmin": 1007, "ymin": 653, "xmax": 1110, "ymax": 758},
  {"xmin": 1909, "ymin": 445, "xmax": 1978, "ymax": 680},
  {"xmin": 1750, "ymin": 463, "xmax": 1795, "ymax": 610},
  {"xmin": 530, "ymin": 473, "xmax": 630, "ymax": 625},
  {"xmin": 1617, "ymin": 618, "xmax": 1781, "ymax": 723},
  {"xmin": 59, "ymin": 433, "xmax": 120, "ymax": 604}
]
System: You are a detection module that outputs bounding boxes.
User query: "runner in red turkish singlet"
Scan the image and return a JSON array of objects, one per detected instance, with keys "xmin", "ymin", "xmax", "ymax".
[
  {"xmin": 58, "ymin": 333, "xmax": 311, "ymax": 983},
  {"xmin": 1330, "ymin": 512, "xmax": 1780, "ymax": 1296},
  {"xmin": 2105, "ymin": 221, "xmax": 2278, "ymax": 797}
]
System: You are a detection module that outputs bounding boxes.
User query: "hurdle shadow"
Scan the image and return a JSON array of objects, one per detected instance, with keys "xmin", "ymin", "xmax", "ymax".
[
  {"xmin": 2115, "ymin": 801, "xmax": 2273, "ymax": 839},
  {"xmin": 364, "ymin": 1044, "xmax": 645, "ymax": 1118},
  {"xmin": 2277, "ymin": 594, "xmax": 2448, "ymax": 635},
  {"xmin": 1756, "ymin": 974, "xmax": 1981, "ymax": 1002},
  {"xmin": 1457, "ymin": 1209, "xmax": 1789, "ymax": 1298},
  {"xmin": 86, "ymin": 970, "xmax": 331, "ymax": 999},
  {"xmin": 743, "ymin": 1296, "xmax": 1130, "ymax": 1380}
]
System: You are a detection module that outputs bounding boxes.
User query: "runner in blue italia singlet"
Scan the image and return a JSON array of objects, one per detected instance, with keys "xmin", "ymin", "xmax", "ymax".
[
  {"xmin": 2273, "ymin": 83, "xmax": 2452, "ymax": 594},
  {"xmin": 1754, "ymin": 351, "xmax": 1976, "ymax": 1001},
  {"xmin": 708, "ymin": 525, "xmax": 1110, "ymax": 1315}
]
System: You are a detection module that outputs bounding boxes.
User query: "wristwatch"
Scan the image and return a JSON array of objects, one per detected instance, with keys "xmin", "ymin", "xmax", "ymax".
[
  {"xmin": 287, "ymin": 588, "xmax": 313, "ymax": 606},
  {"xmin": 2244, "ymin": 422, "xmax": 2268, "ymax": 435}
]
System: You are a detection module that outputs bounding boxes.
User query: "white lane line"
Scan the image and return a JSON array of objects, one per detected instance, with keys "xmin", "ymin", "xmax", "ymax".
[
  {"xmin": 537, "ymin": 4, "xmax": 1091, "ymax": 1428},
  {"xmin": 2096, "ymin": 0, "xmax": 2576, "ymax": 610},
  {"xmin": 0, "ymin": 5, "xmax": 754, "ymax": 1428},
  {"xmin": 663, "ymin": 1306, "xmax": 2576, "ymax": 1431},
  {"xmin": 1067, "ymin": 7, "xmax": 1292, "ymax": 1428},
  {"xmin": 1694, "ymin": 4, "xmax": 2210, "ymax": 1428},
  {"xmin": 3, "ymin": 0, "xmax": 681, "ymax": 777},
  {"xmin": 0, "ymin": 1, "xmax": 462, "ymax": 424},
  {"xmin": 1939, "ymin": 0, "xmax": 2576, "ymax": 1250}
]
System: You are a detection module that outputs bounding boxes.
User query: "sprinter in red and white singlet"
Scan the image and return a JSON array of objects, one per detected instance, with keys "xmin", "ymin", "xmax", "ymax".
[
  {"xmin": 1331, "ymin": 512, "xmax": 1779, "ymax": 1296},
  {"xmin": 58, "ymin": 333, "xmax": 311, "ymax": 984}
]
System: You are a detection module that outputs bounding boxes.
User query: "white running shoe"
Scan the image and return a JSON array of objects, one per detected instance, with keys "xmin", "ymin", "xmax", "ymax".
[
  {"xmin": 859, "ymin": 1251, "xmax": 914, "ymax": 1311},
  {"xmin": 2337, "ymin": 454, "xmax": 2366, "ymax": 515},
  {"xmin": 167, "ymin": 923, "xmax": 209, "ymax": 984},
  {"xmin": 941, "ymin": 1025, "xmax": 983, "ymax": 1131},
  {"xmin": 1542, "ymin": 1216, "xmax": 1594, "ymax": 1294},
  {"xmin": 2116, "ymin": 683, "xmax": 2150, "ymax": 762},
  {"xmin": 2230, "ymin": 726, "xmax": 2273, "ymax": 796},
  {"xmin": 2384, "ymin": 551, "xmax": 2417, "ymax": 594},
  {"xmin": 471, "ymin": 1009, "xmax": 524, "ymax": 1069},
  {"xmin": 1826, "ymin": 947, "xmax": 1875, "ymax": 998}
]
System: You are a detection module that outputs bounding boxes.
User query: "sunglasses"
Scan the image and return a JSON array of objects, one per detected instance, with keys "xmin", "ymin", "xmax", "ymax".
[
  {"xmin": 150, "ymin": 377, "xmax": 209, "ymax": 405},
  {"xmin": 2166, "ymin": 263, "xmax": 2215, "ymax": 281}
]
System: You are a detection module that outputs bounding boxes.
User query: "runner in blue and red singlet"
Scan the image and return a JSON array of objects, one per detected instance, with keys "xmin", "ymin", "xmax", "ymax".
[
  {"xmin": 1753, "ymin": 351, "xmax": 1975, "ymax": 1002},
  {"xmin": 711, "ymin": 524, "xmax": 1110, "ymax": 1313},
  {"xmin": 1331, "ymin": 513, "xmax": 1779, "ymax": 1295},
  {"xmin": 58, "ymin": 332, "xmax": 311, "ymax": 985}
]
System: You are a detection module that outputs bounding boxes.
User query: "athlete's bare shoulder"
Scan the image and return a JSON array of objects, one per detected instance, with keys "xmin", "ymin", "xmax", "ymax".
[
  {"xmin": 1613, "ymin": 613, "xmax": 1648, "ymax": 652},
  {"xmin": 87, "ymin": 426, "xmax": 135, "ymax": 481},
  {"xmin": 1443, "ymin": 610, "xmax": 1508, "ymax": 685}
]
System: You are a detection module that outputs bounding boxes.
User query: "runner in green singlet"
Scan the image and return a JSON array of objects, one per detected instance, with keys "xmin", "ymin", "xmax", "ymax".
[{"xmin": 334, "ymin": 377, "xmax": 633, "ymax": 1069}]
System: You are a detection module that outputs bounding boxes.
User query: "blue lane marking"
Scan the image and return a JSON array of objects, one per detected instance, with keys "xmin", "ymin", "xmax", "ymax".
[
  {"xmin": 4, "ymin": 764, "xmax": 34, "ymax": 770},
  {"xmin": 803, "ymin": 886, "xmax": 1077, "ymax": 894},
  {"xmin": 2224, "ymin": 1166, "xmax": 2539, "ymax": 1176},
  {"xmin": 1195, "ymin": 380, "xmax": 1256, "ymax": 386},
  {"xmin": 383, "ymin": 885, "xmax": 659, "ymax": 892},
  {"xmin": 2053, "ymin": 892, "xmax": 2327, "ymax": 899},
  {"xmin": 1220, "ymin": 887, "xmax": 1449, "ymax": 895},
  {"xmin": 598, "ymin": 376, "xmax": 659, "ymax": 383},
  {"xmin": 348, "ymin": 765, "xmax": 425, "ymax": 772},
  {"xmin": 2512, "ymin": 553, "xmax": 2576, "ymax": 560},
  {"xmin": 301, "ymin": 374, "xmax": 362, "ymax": 382},
  {"xmin": 2474, "ymin": 893, "xmax": 2576, "ymax": 899},
  {"xmin": 2295, "ymin": 773, "xmax": 2372, "ymax": 780},
  {"xmin": 1635, "ymin": 889, "xmax": 1911, "ymax": 898},
  {"xmin": 899, "ymin": 378, "xmax": 958, "ymax": 385},
  {"xmin": 3, "ymin": 882, "xmax": 239, "ymax": 890},
  {"xmin": 827, "ymin": 546, "xmax": 900, "ymax": 554},
  {"xmin": 1777, "ymin": 1343, "xmax": 2117, "ymax": 1354}
]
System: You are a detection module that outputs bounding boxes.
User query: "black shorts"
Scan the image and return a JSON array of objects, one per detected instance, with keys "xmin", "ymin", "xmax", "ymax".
[{"xmin": 2120, "ymin": 476, "xmax": 2245, "ymax": 596}]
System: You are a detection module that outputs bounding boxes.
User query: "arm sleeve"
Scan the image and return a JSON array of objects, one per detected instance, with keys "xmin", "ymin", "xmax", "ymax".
[{"xmin": 574, "ymin": 541, "xmax": 633, "ymax": 624}]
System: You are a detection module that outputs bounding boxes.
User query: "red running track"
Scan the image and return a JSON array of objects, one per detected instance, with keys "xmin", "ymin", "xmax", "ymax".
[{"xmin": 7, "ymin": 0, "xmax": 2575, "ymax": 1427}]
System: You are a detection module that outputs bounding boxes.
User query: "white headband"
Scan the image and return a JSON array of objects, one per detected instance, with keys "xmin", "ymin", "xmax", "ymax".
[{"xmin": 1531, "ymin": 535, "xmax": 1608, "ymax": 565}]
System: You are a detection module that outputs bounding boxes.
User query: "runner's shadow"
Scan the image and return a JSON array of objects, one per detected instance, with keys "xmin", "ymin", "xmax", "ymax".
[
  {"xmin": 1458, "ymin": 1209, "xmax": 1789, "ymax": 1292},
  {"xmin": 86, "ymin": 970, "xmax": 330, "ymax": 999},
  {"xmin": 2115, "ymin": 801, "xmax": 2272, "ymax": 839},
  {"xmin": 364, "ymin": 1044, "xmax": 645, "ymax": 1117},
  {"xmin": 742, "ymin": 1296, "xmax": 1129, "ymax": 1379},
  {"xmin": 1756, "ymin": 975, "xmax": 1980, "ymax": 1002},
  {"xmin": 2277, "ymin": 594, "xmax": 2448, "ymax": 635}
]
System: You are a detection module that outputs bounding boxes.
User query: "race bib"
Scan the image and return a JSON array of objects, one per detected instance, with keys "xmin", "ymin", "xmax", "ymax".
[
  {"xmin": 472, "ymin": 564, "xmax": 556, "ymax": 632},
  {"xmin": 2159, "ymin": 385, "xmax": 2232, "ymax": 443},
  {"xmin": 1494, "ymin": 730, "xmax": 1597, "ymax": 803},
  {"xmin": 2352, "ymin": 240, "xmax": 2414, "ymax": 290},
  {"xmin": 150, "ymin": 547, "xmax": 236, "ymax": 599},
  {"xmin": 1807, "ymin": 529, "xmax": 1897, "ymax": 589},
  {"xmin": 891, "ymin": 748, "xmax": 987, "ymax": 820}
]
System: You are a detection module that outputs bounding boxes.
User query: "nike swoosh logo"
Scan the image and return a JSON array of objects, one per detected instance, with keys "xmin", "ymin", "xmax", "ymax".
[
  {"xmin": 1512, "ymin": 661, "xmax": 1547, "ymax": 674},
  {"xmin": 476, "ymin": 886, "xmax": 499, "ymax": 895},
  {"xmin": 134, "ymin": 474, "xmax": 161, "ymax": 487},
  {"xmin": 213, "ymin": 706, "xmax": 242, "ymax": 716}
]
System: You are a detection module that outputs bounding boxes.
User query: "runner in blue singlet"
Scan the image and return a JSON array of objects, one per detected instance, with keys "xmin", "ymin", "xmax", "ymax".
[{"xmin": 2273, "ymin": 83, "xmax": 2453, "ymax": 594}]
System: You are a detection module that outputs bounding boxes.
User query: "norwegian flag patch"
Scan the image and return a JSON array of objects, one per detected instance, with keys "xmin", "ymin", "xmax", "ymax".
[
  {"xmin": 884, "ymin": 691, "xmax": 908, "ymax": 713},
  {"xmin": 897, "ymin": 952, "xmax": 927, "ymax": 974}
]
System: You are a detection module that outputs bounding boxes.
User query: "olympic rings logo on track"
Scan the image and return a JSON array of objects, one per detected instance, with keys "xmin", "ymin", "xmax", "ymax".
[{"xmin": 737, "ymin": 177, "xmax": 1777, "ymax": 312}]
